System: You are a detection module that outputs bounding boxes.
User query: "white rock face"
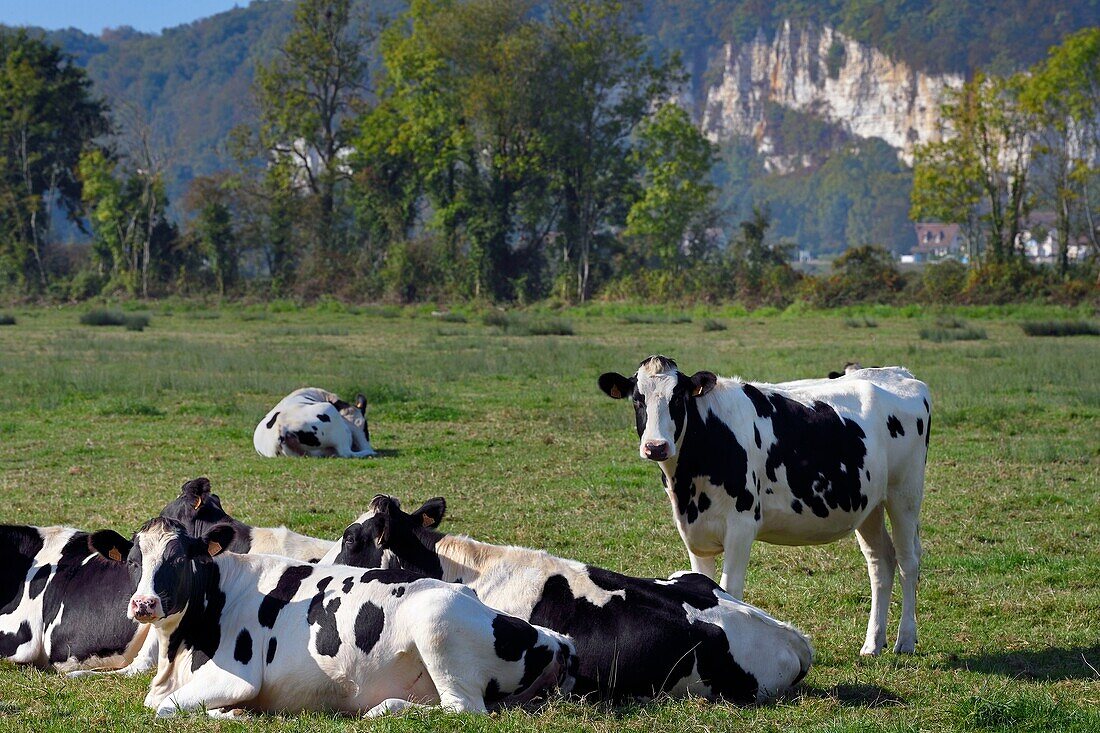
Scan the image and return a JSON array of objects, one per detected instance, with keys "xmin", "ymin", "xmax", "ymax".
[{"xmin": 701, "ymin": 21, "xmax": 963, "ymax": 165}]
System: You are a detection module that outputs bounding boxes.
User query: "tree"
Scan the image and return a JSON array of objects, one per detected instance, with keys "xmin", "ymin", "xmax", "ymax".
[
  {"xmin": 183, "ymin": 174, "xmax": 238, "ymax": 295},
  {"xmin": 1020, "ymin": 28, "xmax": 1100, "ymax": 274},
  {"xmin": 624, "ymin": 103, "xmax": 717, "ymax": 270},
  {"xmin": 0, "ymin": 29, "xmax": 108, "ymax": 290},
  {"xmin": 543, "ymin": 0, "xmax": 679, "ymax": 301},
  {"xmin": 254, "ymin": 0, "xmax": 374, "ymax": 276},
  {"xmin": 911, "ymin": 74, "xmax": 1033, "ymax": 265}
]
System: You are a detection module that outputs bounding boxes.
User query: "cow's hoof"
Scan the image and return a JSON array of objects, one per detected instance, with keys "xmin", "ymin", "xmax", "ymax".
[
  {"xmin": 155, "ymin": 706, "xmax": 177, "ymax": 719},
  {"xmin": 893, "ymin": 639, "xmax": 916, "ymax": 654},
  {"xmin": 859, "ymin": 643, "xmax": 883, "ymax": 657},
  {"xmin": 65, "ymin": 670, "xmax": 94, "ymax": 679}
]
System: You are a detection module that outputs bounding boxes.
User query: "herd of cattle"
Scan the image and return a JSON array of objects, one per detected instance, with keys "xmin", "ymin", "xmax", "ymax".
[{"xmin": 1, "ymin": 355, "xmax": 931, "ymax": 719}]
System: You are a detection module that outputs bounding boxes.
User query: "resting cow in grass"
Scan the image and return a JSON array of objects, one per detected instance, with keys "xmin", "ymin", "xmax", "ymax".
[
  {"xmin": 599, "ymin": 356, "xmax": 931, "ymax": 656},
  {"xmin": 254, "ymin": 388, "xmax": 375, "ymax": 458},
  {"xmin": 0, "ymin": 524, "xmax": 153, "ymax": 674},
  {"xmin": 88, "ymin": 517, "xmax": 574, "ymax": 719},
  {"xmin": 324, "ymin": 495, "xmax": 813, "ymax": 702},
  {"xmin": 159, "ymin": 477, "xmax": 333, "ymax": 562}
]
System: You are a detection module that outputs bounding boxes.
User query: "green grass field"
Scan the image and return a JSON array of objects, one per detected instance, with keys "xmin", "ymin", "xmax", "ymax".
[{"xmin": 0, "ymin": 302, "xmax": 1097, "ymax": 732}]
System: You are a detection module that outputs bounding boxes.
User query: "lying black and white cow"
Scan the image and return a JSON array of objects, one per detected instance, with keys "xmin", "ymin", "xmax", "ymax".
[
  {"xmin": 159, "ymin": 477, "xmax": 334, "ymax": 562},
  {"xmin": 324, "ymin": 495, "xmax": 813, "ymax": 702},
  {"xmin": 1, "ymin": 524, "xmax": 152, "ymax": 674},
  {"xmin": 253, "ymin": 388, "xmax": 376, "ymax": 458},
  {"xmin": 87, "ymin": 517, "xmax": 574, "ymax": 718},
  {"xmin": 599, "ymin": 356, "xmax": 931, "ymax": 656}
]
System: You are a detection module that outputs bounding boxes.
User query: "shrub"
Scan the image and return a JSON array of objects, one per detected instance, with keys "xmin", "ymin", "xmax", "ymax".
[
  {"xmin": 921, "ymin": 259, "xmax": 968, "ymax": 302},
  {"xmin": 79, "ymin": 309, "xmax": 127, "ymax": 326},
  {"xmin": 483, "ymin": 311, "xmax": 511, "ymax": 329},
  {"xmin": 527, "ymin": 318, "xmax": 573, "ymax": 336},
  {"xmin": 0, "ymin": 314, "xmax": 15, "ymax": 326},
  {"xmin": 844, "ymin": 317, "xmax": 878, "ymax": 328},
  {"xmin": 1021, "ymin": 320, "xmax": 1099, "ymax": 336},
  {"xmin": 436, "ymin": 312, "xmax": 467, "ymax": 323},
  {"xmin": 702, "ymin": 319, "xmax": 727, "ymax": 332},
  {"xmin": 919, "ymin": 326, "xmax": 987, "ymax": 342},
  {"xmin": 124, "ymin": 314, "xmax": 150, "ymax": 332}
]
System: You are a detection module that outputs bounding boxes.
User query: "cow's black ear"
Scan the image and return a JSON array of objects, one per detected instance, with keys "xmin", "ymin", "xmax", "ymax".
[
  {"xmin": 89, "ymin": 530, "xmax": 132, "ymax": 563},
  {"xmin": 598, "ymin": 372, "xmax": 635, "ymax": 400},
  {"xmin": 355, "ymin": 394, "xmax": 367, "ymax": 415},
  {"xmin": 413, "ymin": 497, "xmax": 446, "ymax": 528},
  {"xmin": 201, "ymin": 523, "xmax": 235, "ymax": 557},
  {"xmin": 181, "ymin": 477, "xmax": 211, "ymax": 510},
  {"xmin": 827, "ymin": 371, "xmax": 843, "ymax": 379},
  {"xmin": 689, "ymin": 371, "xmax": 717, "ymax": 398}
]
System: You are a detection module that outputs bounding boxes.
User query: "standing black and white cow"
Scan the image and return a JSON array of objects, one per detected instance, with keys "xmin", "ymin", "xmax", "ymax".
[
  {"xmin": 87, "ymin": 517, "xmax": 574, "ymax": 718},
  {"xmin": 0, "ymin": 524, "xmax": 152, "ymax": 674},
  {"xmin": 325, "ymin": 495, "xmax": 813, "ymax": 702},
  {"xmin": 158, "ymin": 477, "xmax": 334, "ymax": 562},
  {"xmin": 599, "ymin": 356, "xmax": 931, "ymax": 656},
  {"xmin": 253, "ymin": 388, "xmax": 376, "ymax": 458}
]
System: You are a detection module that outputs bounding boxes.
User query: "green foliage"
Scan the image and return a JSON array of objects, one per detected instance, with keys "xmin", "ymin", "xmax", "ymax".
[
  {"xmin": 0, "ymin": 29, "xmax": 109, "ymax": 291},
  {"xmin": 921, "ymin": 259, "xmax": 969, "ymax": 303},
  {"xmin": 808, "ymin": 245, "xmax": 902, "ymax": 307},
  {"xmin": 1020, "ymin": 320, "xmax": 1099, "ymax": 337},
  {"xmin": 0, "ymin": 313, "xmax": 15, "ymax": 325},
  {"xmin": 701, "ymin": 318, "xmax": 726, "ymax": 331},
  {"xmin": 624, "ymin": 103, "xmax": 717, "ymax": 270},
  {"xmin": 919, "ymin": 325, "xmax": 987, "ymax": 342},
  {"xmin": 79, "ymin": 308, "xmax": 127, "ymax": 326}
]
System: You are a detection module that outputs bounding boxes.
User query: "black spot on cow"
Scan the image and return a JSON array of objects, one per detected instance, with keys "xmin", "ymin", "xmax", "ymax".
[
  {"xmin": 925, "ymin": 415, "xmax": 931, "ymax": 447},
  {"xmin": 161, "ymin": 560, "xmax": 225, "ymax": 674},
  {"xmin": 763, "ymin": 393, "xmax": 868, "ymax": 519},
  {"xmin": 28, "ymin": 564, "xmax": 50, "ymax": 600},
  {"xmin": 307, "ymin": 593, "xmax": 342, "ymax": 657},
  {"xmin": 359, "ymin": 569, "xmax": 425, "ymax": 585},
  {"xmin": 391, "ymin": 586, "xmax": 405, "ymax": 597},
  {"xmin": 527, "ymin": 568, "xmax": 757, "ymax": 701},
  {"xmin": 296, "ymin": 430, "xmax": 321, "ymax": 447},
  {"xmin": 1, "ymin": 526, "xmax": 43, "ymax": 616},
  {"xmin": 317, "ymin": 413, "xmax": 331, "ymax": 422},
  {"xmin": 765, "ymin": 488, "xmax": 773, "ymax": 494},
  {"xmin": 266, "ymin": 637, "xmax": 277, "ymax": 664},
  {"xmin": 492, "ymin": 614, "xmax": 537, "ymax": 662},
  {"xmin": 697, "ymin": 493, "xmax": 710, "ymax": 513},
  {"xmin": 791, "ymin": 500, "xmax": 802, "ymax": 514},
  {"xmin": 265, "ymin": 412, "xmax": 280, "ymax": 429},
  {"xmin": 353, "ymin": 601, "xmax": 385, "ymax": 657},
  {"xmin": 0, "ymin": 620, "xmax": 31, "ymax": 656},
  {"xmin": 866, "ymin": 470, "xmax": 871, "ymax": 481},
  {"xmin": 484, "ymin": 678, "xmax": 505, "ymax": 704},
  {"xmin": 923, "ymin": 398, "xmax": 929, "ymax": 413},
  {"xmin": 742, "ymin": 384, "xmax": 774, "ymax": 418},
  {"xmin": 258, "ymin": 565, "xmax": 313, "ymax": 629},
  {"xmin": 234, "ymin": 629, "xmax": 253, "ymax": 664},
  {"xmin": 342, "ymin": 577, "xmax": 355, "ymax": 594},
  {"xmin": 316, "ymin": 576, "xmax": 333, "ymax": 593},
  {"xmin": 515, "ymin": 643, "xmax": 553, "ymax": 695},
  {"xmin": 917, "ymin": 418, "xmax": 924, "ymax": 436},
  {"xmin": 754, "ymin": 503, "xmax": 761, "ymax": 522},
  {"xmin": 754, "ymin": 424, "xmax": 762, "ymax": 449},
  {"xmin": 886, "ymin": 415, "xmax": 905, "ymax": 438},
  {"xmin": 670, "ymin": 407, "xmax": 752, "ymax": 522}
]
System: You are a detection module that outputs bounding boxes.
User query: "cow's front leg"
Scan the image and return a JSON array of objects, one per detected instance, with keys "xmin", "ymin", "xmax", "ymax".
[
  {"xmin": 687, "ymin": 550, "xmax": 717, "ymax": 580},
  {"xmin": 718, "ymin": 520, "xmax": 758, "ymax": 599},
  {"xmin": 153, "ymin": 669, "xmax": 259, "ymax": 718}
]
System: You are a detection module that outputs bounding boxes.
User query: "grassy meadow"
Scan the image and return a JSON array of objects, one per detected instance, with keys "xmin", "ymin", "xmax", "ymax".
[{"xmin": 0, "ymin": 301, "xmax": 1097, "ymax": 732}]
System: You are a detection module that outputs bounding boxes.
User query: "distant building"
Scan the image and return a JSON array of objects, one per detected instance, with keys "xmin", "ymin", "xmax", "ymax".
[{"xmin": 911, "ymin": 223, "xmax": 966, "ymax": 262}]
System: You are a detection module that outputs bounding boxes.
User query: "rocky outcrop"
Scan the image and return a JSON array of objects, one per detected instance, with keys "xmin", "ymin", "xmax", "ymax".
[{"xmin": 701, "ymin": 21, "xmax": 963, "ymax": 165}]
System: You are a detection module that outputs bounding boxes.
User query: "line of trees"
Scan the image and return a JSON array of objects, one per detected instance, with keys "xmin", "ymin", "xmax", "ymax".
[{"xmin": 2, "ymin": 4, "xmax": 1098, "ymax": 305}]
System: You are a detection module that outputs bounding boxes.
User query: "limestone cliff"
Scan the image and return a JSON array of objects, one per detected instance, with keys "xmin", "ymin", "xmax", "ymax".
[{"xmin": 701, "ymin": 21, "xmax": 963, "ymax": 167}]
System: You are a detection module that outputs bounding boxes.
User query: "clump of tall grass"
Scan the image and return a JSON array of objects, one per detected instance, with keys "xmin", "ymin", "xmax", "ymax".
[
  {"xmin": 1021, "ymin": 320, "xmax": 1099, "ymax": 337},
  {"xmin": 619, "ymin": 312, "xmax": 692, "ymax": 325},
  {"xmin": 702, "ymin": 319, "xmax": 727, "ymax": 332},
  {"xmin": 482, "ymin": 311, "xmax": 572, "ymax": 335},
  {"xmin": 435, "ymin": 311, "xmax": 468, "ymax": 323},
  {"xmin": 79, "ymin": 309, "xmax": 150, "ymax": 331},
  {"xmin": 0, "ymin": 314, "xmax": 15, "ymax": 326},
  {"xmin": 526, "ymin": 318, "xmax": 573, "ymax": 336},
  {"xmin": 844, "ymin": 317, "xmax": 878, "ymax": 328}
]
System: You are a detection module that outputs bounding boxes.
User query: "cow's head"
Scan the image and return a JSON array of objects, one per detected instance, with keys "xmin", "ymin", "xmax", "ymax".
[
  {"xmin": 598, "ymin": 355, "xmax": 717, "ymax": 462},
  {"xmin": 90, "ymin": 517, "xmax": 233, "ymax": 624},
  {"xmin": 158, "ymin": 477, "xmax": 237, "ymax": 539},
  {"xmin": 334, "ymin": 494, "xmax": 445, "ymax": 572}
]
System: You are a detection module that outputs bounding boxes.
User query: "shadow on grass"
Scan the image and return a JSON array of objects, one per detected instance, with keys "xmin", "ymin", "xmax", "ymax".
[
  {"xmin": 947, "ymin": 644, "xmax": 1100, "ymax": 681},
  {"xmin": 797, "ymin": 683, "xmax": 907, "ymax": 708},
  {"xmin": 369, "ymin": 448, "xmax": 401, "ymax": 458}
]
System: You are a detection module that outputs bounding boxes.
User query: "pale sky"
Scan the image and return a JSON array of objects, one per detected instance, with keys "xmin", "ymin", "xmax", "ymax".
[{"xmin": 0, "ymin": 0, "xmax": 252, "ymax": 35}]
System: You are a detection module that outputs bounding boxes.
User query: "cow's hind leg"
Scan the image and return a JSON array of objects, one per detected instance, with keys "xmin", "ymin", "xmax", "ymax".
[
  {"xmin": 886, "ymin": 489, "xmax": 922, "ymax": 654},
  {"xmin": 855, "ymin": 503, "xmax": 895, "ymax": 656}
]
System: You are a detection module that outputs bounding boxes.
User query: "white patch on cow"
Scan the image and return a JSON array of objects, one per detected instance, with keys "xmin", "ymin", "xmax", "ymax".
[{"xmin": 250, "ymin": 527, "xmax": 335, "ymax": 562}]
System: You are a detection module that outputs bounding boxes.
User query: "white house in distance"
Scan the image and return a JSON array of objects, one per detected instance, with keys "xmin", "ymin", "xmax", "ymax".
[{"xmin": 906, "ymin": 222, "xmax": 966, "ymax": 263}]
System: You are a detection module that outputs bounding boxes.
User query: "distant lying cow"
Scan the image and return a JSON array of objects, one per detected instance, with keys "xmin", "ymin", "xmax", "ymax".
[
  {"xmin": 0, "ymin": 524, "xmax": 151, "ymax": 674},
  {"xmin": 158, "ymin": 477, "xmax": 333, "ymax": 562},
  {"xmin": 599, "ymin": 356, "xmax": 930, "ymax": 656},
  {"xmin": 827, "ymin": 361, "xmax": 876, "ymax": 379},
  {"xmin": 254, "ymin": 388, "xmax": 375, "ymax": 458},
  {"xmin": 88, "ymin": 518, "xmax": 574, "ymax": 718},
  {"xmin": 325, "ymin": 495, "xmax": 813, "ymax": 703}
]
